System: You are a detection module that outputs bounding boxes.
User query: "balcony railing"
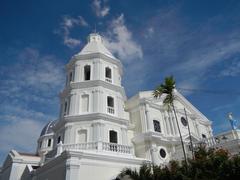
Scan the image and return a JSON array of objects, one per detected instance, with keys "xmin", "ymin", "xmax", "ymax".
[
  {"xmin": 192, "ymin": 130, "xmax": 240, "ymax": 152},
  {"xmin": 60, "ymin": 141, "xmax": 132, "ymax": 155},
  {"xmin": 63, "ymin": 142, "xmax": 97, "ymax": 151},
  {"xmin": 102, "ymin": 142, "xmax": 131, "ymax": 154},
  {"xmin": 107, "ymin": 106, "xmax": 115, "ymax": 114},
  {"xmin": 105, "ymin": 78, "xmax": 112, "ymax": 83}
]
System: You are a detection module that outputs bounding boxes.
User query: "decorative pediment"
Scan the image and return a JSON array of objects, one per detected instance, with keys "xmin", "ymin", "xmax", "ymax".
[{"xmin": 183, "ymin": 133, "xmax": 200, "ymax": 142}]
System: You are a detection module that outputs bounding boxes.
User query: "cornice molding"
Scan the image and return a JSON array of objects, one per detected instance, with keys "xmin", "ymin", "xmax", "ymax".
[
  {"xmin": 66, "ymin": 53, "xmax": 123, "ymax": 75},
  {"xmin": 60, "ymin": 80, "xmax": 127, "ymax": 100},
  {"xmin": 54, "ymin": 113, "xmax": 129, "ymax": 130}
]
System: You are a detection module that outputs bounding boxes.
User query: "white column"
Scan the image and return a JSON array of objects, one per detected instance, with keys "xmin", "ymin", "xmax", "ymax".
[
  {"xmin": 139, "ymin": 104, "xmax": 147, "ymax": 132},
  {"xmin": 121, "ymin": 127, "xmax": 128, "ymax": 145},
  {"xmin": 92, "ymin": 122, "xmax": 104, "ymax": 142},
  {"xmin": 69, "ymin": 94, "xmax": 76, "ymax": 115},
  {"xmin": 161, "ymin": 111, "xmax": 167, "ymax": 135},
  {"xmin": 99, "ymin": 90, "xmax": 104, "ymax": 113},
  {"xmin": 164, "ymin": 111, "xmax": 171, "ymax": 135},
  {"xmin": 145, "ymin": 104, "xmax": 153, "ymax": 132},
  {"xmin": 171, "ymin": 112, "xmax": 177, "ymax": 135},
  {"xmin": 92, "ymin": 123, "xmax": 97, "ymax": 142},
  {"xmin": 65, "ymin": 158, "xmax": 81, "ymax": 180},
  {"xmin": 75, "ymin": 94, "xmax": 80, "ymax": 115},
  {"xmin": 92, "ymin": 90, "xmax": 99, "ymax": 112},
  {"xmin": 99, "ymin": 61, "xmax": 103, "ymax": 81},
  {"xmin": 74, "ymin": 64, "xmax": 81, "ymax": 82},
  {"xmin": 113, "ymin": 66, "xmax": 118, "ymax": 85},
  {"xmin": 195, "ymin": 122, "xmax": 200, "ymax": 136},
  {"xmin": 117, "ymin": 96, "xmax": 122, "ymax": 117},
  {"xmin": 64, "ymin": 125, "xmax": 72, "ymax": 144}
]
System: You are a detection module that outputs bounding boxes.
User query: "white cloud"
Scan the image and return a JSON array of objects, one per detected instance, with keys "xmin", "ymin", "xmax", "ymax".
[
  {"xmin": 174, "ymin": 39, "xmax": 240, "ymax": 74},
  {"xmin": 0, "ymin": 48, "xmax": 63, "ymax": 163},
  {"xmin": 92, "ymin": 0, "xmax": 110, "ymax": 17},
  {"xmin": 0, "ymin": 48, "xmax": 65, "ymax": 104},
  {"xmin": 104, "ymin": 14, "xmax": 143, "ymax": 62},
  {"xmin": 144, "ymin": 27, "xmax": 155, "ymax": 38},
  {"xmin": 219, "ymin": 60, "xmax": 240, "ymax": 77},
  {"xmin": 0, "ymin": 116, "xmax": 44, "ymax": 153},
  {"xmin": 57, "ymin": 15, "xmax": 89, "ymax": 48}
]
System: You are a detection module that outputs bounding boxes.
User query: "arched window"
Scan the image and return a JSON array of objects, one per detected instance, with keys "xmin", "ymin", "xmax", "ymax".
[
  {"xmin": 153, "ymin": 120, "xmax": 161, "ymax": 132},
  {"xmin": 105, "ymin": 67, "xmax": 112, "ymax": 83},
  {"xmin": 69, "ymin": 72, "xmax": 73, "ymax": 82},
  {"xmin": 64, "ymin": 101, "xmax": 68, "ymax": 115},
  {"xmin": 84, "ymin": 65, "xmax": 91, "ymax": 81},
  {"xmin": 202, "ymin": 134, "xmax": 206, "ymax": 139},
  {"xmin": 39, "ymin": 141, "xmax": 42, "ymax": 148},
  {"xmin": 107, "ymin": 96, "xmax": 114, "ymax": 114},
  {"xmin": 57, "ymin": 136, "xmax": 61, "ymax": 144},
  {"xmin": 47, "ymin": 139, "xmax": 52, "ymax": 147},
  {"xmin": 77, "ymin": 129, "xmax": 87, "ymax": 143},
  {"xmin": 109, "ymin": 130, "xmax": 118, "ymax": 143},
  {"xmin": 81, "ymin": 94, "xmax": 89, "ymax": 112}
]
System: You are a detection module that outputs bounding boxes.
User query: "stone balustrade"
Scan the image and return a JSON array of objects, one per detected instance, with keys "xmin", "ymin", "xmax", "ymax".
[{"xmin": 59, "ymin": 141, "xmax": 132, "ymax": 155}]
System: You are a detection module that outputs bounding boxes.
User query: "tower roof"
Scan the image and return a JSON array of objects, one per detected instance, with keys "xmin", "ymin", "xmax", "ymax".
[
  {"xmin": 40, "ymin": 120, "xmax": 57, "ymax": 137},
  {"xmin": 78, "ymin": 33, "xmax": 115, "ymax": 59}
]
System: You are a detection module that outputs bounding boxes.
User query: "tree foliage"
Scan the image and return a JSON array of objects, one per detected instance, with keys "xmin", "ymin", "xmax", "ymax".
[{"xmin": 115, "ymin": 147, "xmax": 240, "ymax": 180}]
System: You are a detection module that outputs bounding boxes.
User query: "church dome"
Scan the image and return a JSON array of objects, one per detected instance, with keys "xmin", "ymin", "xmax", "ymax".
[{"xmin": 40, "ymin": 120, "xmax": 56, "ymax": 137}]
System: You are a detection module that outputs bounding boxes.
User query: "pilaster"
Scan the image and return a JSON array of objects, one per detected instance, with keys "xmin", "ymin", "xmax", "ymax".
[{"xmin": 65, "ymin": 158, "xmax": 81, "ymax": 180}]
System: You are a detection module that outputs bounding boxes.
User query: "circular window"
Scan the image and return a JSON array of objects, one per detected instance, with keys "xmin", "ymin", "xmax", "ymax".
[
  {"xmin": 159, "ymin": 148, "xmax": 166, "ymax": 158},
  {"xmin": 181, "ymin": 117, "xmax": 188, "ymax": 126}
]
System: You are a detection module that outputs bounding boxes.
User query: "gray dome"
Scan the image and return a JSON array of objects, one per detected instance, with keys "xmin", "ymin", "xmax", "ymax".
[{"xmin": 40, "ymin": 120, "xmax": 57, "ymax": 137}]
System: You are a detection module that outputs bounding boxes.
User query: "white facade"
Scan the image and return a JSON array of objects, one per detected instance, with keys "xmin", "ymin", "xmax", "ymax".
[{"xmin": 1, "ymin": 33, "xmax": 237, "ymax": 180}]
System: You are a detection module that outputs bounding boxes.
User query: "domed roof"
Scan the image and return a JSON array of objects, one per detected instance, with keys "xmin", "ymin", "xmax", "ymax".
[{"xmin": 40, "ymin": 120, "xmax": 57, "ymax": 137}]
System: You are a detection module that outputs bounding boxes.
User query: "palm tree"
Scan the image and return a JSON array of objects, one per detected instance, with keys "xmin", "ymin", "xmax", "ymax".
[
  {"xmin": 115, "ymin": 164, "xmax": 153, "ymax": 180},
  {"xmin": 153, "ymin": 76, "xmax": 188, "ymax": 166}
]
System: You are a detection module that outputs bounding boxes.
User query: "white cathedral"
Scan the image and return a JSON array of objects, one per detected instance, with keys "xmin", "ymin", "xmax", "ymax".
[{"xmin": 1, "ymin": 33, "xmax": 239, "ymax": 180}]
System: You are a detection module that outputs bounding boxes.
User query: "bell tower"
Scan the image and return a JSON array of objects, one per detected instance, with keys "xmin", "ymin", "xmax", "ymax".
[{"xmin": 54, "ymin": 33, "xmax": 132, "ymax": 155}]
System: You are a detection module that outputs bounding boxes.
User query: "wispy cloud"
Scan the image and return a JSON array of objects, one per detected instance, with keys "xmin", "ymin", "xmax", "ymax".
[
  {"xmin": 144, "ymin": 27, "xmax": 155, "ymax": 39},
  {"xmin": 0, "ymin": 48, "xmax": 64, "ymax": 163},
  {"xmin": 0, "ymin": 48, "xmax": 64, "ymax": 99},
  {"xmin": 104, "ymin": 14, "xmax": 143, "ymax": 62},
  {"xmin": 56, "ymin": 15, "xmax": 89, "ymax": 48},
  {"xmin": 92, "ymin": 0, "xmax": 110, "ymax": 18},
  {"xmin": 219, "ymin": 59, "xmax": 240, "ymax": 77},
  {"xmin": 124, "ymin": 4, "xmax": 240, "ymax": 97},
  {"xmin": 0, "ymin": 116, "xmax": 44, "ymax": 153}
]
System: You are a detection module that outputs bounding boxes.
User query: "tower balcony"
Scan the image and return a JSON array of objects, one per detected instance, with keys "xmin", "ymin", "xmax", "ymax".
[
  {"xmin": 107, "ymin": 106, "xmax": 115, "ymax": 114},
  {"xmin": 52, "ymin": 141, "xmax": 133, "ymax": 157}
]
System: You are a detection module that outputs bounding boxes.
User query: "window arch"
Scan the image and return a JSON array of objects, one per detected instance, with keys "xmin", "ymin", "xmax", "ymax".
[
  {"xmin": 105, "ymin": 67, "xmax": 112, "ymax": 83},
  {"xmin": 109, "ymin": 130, "xmax": 118, "ymax": 143},
  {"xmin": 107, "ymin": 96, "xmax": 114, "ymax": 114},
  {"xmin": 153, "ymin": 120, "xmax": 161, "ymax": 132},
  {"xmin": 84, "ymin": 65, "xmax": 91, "ymax": 81}
]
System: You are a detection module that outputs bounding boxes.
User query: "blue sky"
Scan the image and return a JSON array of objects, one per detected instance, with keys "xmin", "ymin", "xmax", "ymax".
[{"xmin": 0, "ymin": 0, "xmax": 240, "ymax": 164}]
